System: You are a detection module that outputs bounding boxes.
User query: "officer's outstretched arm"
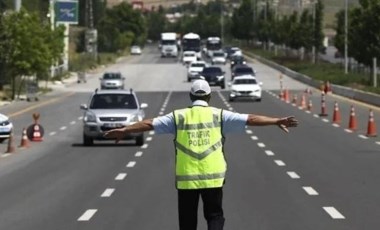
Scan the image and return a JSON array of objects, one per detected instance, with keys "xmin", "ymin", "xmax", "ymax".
[
  {"xmin": 104, "ymin": 119, "xmax": 154, "ymax": 143},
  {"xmin": 246, "ymin": 114, "xmax": 298, "ymax": 133}
]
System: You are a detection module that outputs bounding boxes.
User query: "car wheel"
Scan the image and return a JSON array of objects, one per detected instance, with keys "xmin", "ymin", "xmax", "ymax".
[
  {"xmin": 83, "ymin": 134, "xmax": 93, "ymax": 146},
  {"xmin": 221, "ymin": 84, "xmax": 225, "ymax": 89},
  {"xmin": 0, "ymin": 138, "xmax": 6, "ymax": 143},
  {"xmin": 187, "ymin": 77, "xmax": 191, "ymax": 82},
  {"xmin": 229, "ymin": 97, "xmax": 234, "ymax": 102},
  {"xmin": 256, "ymin": 98, "xmax": 262, "ymax": 102},
  {"xmin": 136, "ymin": 134, "xmax": 144, "ymax": 146}
]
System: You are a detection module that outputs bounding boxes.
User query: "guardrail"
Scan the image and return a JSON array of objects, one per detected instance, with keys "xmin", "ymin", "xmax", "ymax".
[{"xmin": 244, "ymin": 51, "xmax": 380, "ymax": 108}]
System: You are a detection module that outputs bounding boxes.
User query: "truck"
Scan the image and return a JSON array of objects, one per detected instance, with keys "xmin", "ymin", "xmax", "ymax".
[{"xmin": 160, "ymin": 32, "xmax": 178, "ymax": 58}]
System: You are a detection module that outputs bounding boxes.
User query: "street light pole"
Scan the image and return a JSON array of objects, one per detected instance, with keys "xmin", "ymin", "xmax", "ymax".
[
  {"xmin": 344, "ymin": 0, "xmax": 348, "ymax": 74},
  {"xmin": 14, "ymin": 0, "xmax": 21, "ymax": 11},
  {"xmin": 312, "ymin": 0, "xmax": 316, "ymax": 64}
]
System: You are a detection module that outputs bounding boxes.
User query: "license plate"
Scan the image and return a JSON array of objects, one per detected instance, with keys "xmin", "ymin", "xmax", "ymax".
[
  {"xmin": 0, "ymin": 127, "xmax": 9, "ymax": 132},
  {"xmin": 103, "ymin": 123, "xmax": 123, "ymax": 128}
]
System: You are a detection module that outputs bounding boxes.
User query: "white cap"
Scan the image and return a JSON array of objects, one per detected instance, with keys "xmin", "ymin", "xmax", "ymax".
[{"xmin": 190, "ymin": 80, "xmax": 211, "ymax": 96}]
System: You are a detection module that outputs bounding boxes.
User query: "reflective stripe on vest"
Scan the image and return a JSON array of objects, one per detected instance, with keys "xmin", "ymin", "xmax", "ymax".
[{"xmin": 174, "ymin": 106, "xmax": 226, "ymax": 189}]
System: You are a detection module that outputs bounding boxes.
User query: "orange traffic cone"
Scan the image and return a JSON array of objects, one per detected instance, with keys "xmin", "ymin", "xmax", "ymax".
[
  {"xmin": 366, "ymin": 109, "xmax": 377, "ymax": 137},
  {"xmin": 32, "ymin": 124, "xmax": 43, "ymax": 142},
  {"xmin": 319, "ymin": 92, "xmax": 328, "ymax": 117},
  {"xmin": 19, "ymin": 128, "xmax": 30, "ymax": 148},
  {"xmin": 332, "ymin": 101, "xmax": 341, "ymax": 124},
  {"xmin": 348, "ymin": 105, "xmax": 357, "ymax": 131},
  {"xmin": 5, "ymin": 131, "xmax": 15, "ymax": 153},
  {"xmin": 284, "ymin": 88, "xmax": 290, "ymax": 103}
]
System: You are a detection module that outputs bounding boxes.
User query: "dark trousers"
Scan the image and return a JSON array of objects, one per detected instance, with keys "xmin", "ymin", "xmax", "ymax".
[{"xmin": 178, "ymin": 187, "xmax": 225, "ymax": 230}]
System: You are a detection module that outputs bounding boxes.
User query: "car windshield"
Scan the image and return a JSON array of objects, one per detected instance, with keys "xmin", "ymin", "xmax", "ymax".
[
  {"xmin": 213, "ymin": 52, "xmax": 224, "ymax": 57},
  {"xmin": 203, "ymin": 67, "xmax": 222, "ymax": 74},
  {"xmin": 90, "ymin": 94, "xmax": 138, "ymax": 109},
  {"xmin": 103, "ymin": 73, "xmax": 121, "ymax": 80},
  {"xmin": 234, "ymin": 79, "xmax": 257, "ymax": 84},
  {"xmin": 191, "ymin": 63, "xmax": 205, "ymax": 67},
  {"xmin": 235, "ymin": 68, "xmax": 254, "ymax": 75},
  {"xmin": 184, "ymin": 53, "xmax": 195, "ymax": 57},
  {"xmin": 232, "ymin": 56, "xmax": 244, "ymax": 61}
]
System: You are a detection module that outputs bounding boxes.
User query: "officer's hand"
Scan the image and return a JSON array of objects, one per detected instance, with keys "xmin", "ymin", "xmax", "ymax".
[
  {"xmin": 276, "ymin": 116, "xmax": 298, "ymax": 133},
  {"xmin": 103, "ymin": 128, "xmax": 126, "ymax": 143}
]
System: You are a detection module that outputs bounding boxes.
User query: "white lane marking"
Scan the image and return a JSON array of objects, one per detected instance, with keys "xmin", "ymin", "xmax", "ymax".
[
  {"xmin": 78, "ymin": 116, "xmax": 83, "ymax": 120},
  {"xmin": 323, "ymin": 207, "xmax": 345, "ymax": 219},
  {"xmin": 246, "ymin": 130, "xmax": 253, "ymax": 134},
  {"xmin": 149, "ymin": 131, "xmax": 155, "ymax": 135},
  {"xmin": 305, "ymin": 111, "xmax": 311, "ymax": 114},
  {"xmin": 146, "ymin": 137, "xmax": 152, "ymax": 141},
  {"xmin": 322, "ymin": 119, "xmax": 329, "ymax": 123},
  {"xmin": 1, "ymin": 154, "xmax": 11, "ymax": 158},
  {"xmin": 376, "ymin": 142, "xmax": 380, "ymax": 145},
  {"xmin": 78, "ymin": 209, "xmax": 97, "ymax": 221},
  {"xmin": 265, "ymin": 150, "xmax": 275, "ymax": 156},
  {"xmin": 60, "ymin": 126, "xmax": 67, "ymax": 130},
  {"xmin": 159, "ymin": 112, "xmax": 164, "ymax": 115},
  {"xmin": 251, "ymin": 136, "xmax": 258, "ymax": 140},
  {"xmin": 115, "ymin": 173, "xmax": 127, "ymax": 180},
  {"xmin": 287, "ymin": 171, "xmax": 300, "ymax": 179},
  {"xmin": 344, "ymin": 129, "xmax": 353, "ymax": 133},
  {"xmin": 135, "ymin": 151, "xmax": 143, "ymax": 157},
  {"xmin": 126, "ymin": 161, "xmax": 136, "ymax": 168},
  {"xmin": 70, "ymin": 121, "xmax": 76, "ymax": 125},
  {"xmin": 160, "ymin": 108, "xmax": 165, "ymax": 112},
  {"xmin": 332, "ymin": 124, "xmax": 340, "ymax": 127},
  {"xmin": 228, "ymin": 107, "xmax": 233, "ymax": 111},
  {"xmin": 257, "ymin": 143, "xmax": 265, "ymax": 148},
  {"xmin": 274, "ymin": 160, "xmax": 286, "ymax": 166},
  {"xmin": 141, "ymin": 144, "xmax": 148, "ymax": 149},
  {"xmin": 313, "ymin": 114, "xmax": 319, "ymax": 118},
  {"xmin": 49, "ymin": 132, "xmax": 56, "ymax": 136},
  {"xmin": 358, "ymin": 135, "xmax": 368, "ymax": 139},
  {"xmin": 101, "ymin": 188, "xmax": 115, "ymax": 197},
  {"xmin": 303, "ymin": 186, "xmax": 319, "ymax": 195}
]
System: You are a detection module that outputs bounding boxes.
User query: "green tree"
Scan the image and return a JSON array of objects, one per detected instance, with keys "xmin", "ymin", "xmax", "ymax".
[
  {"xmin": 0, "ymin": 9, "xmax": 64, "ymax": 99},
  {"xmin": 231, "ymin": 0, "xmax": 253, "ymax": 41}
]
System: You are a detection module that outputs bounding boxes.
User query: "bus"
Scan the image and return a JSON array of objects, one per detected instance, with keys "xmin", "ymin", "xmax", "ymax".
[
  {"xmin": 182, "ymin": 33, "xmax": 201, "ymax": 60},
  {"xmin": 160, "ymin": 32, "xmax": 178, "ymax": 57},
  {"xmin": 206, "ymin": 37, "xmax": 222, "ymax": 57}
]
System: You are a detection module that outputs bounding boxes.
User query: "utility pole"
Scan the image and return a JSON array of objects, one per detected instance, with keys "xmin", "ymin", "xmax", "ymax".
[
  {"xmin": 312, "ymin": 0, "xmax": 316, "ymax": 64},
  {"xmin": 344, "ymin": 0, "xmax": 348, "ymax": 74},
  {"xmin": 14, "ymin": 0, "xmax": 21, "ymax": 11}
]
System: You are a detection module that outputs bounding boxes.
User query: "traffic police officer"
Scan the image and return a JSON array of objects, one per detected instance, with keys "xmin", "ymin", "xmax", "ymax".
[{"xmin": 104, "ymin": 79, "xmax": 298, "ymax": 230}]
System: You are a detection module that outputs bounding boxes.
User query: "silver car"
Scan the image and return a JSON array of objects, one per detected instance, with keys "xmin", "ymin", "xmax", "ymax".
[
  {"xmin": 80, "ymin": 89, "xmax": 148, "ymax": 146},
  {"xmin": 99, "ymin": 72, "xmax": 125, "ymax": 90},
  {"xmin": 0, "ymin": 113, "xmax": 13, "ymax": 143}
]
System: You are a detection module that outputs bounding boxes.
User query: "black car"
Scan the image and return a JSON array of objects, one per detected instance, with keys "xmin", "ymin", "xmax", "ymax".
[
  {"xmin": 230, "ymin": 55, "xmax": 247, "ymax": 70},
  {"xmin": 231, "ymin": 64, "xmax": 256, "ymax": 80},
  {"xmin": 199, "ymin": 66, "xmax": 225, "ymax": 89}
]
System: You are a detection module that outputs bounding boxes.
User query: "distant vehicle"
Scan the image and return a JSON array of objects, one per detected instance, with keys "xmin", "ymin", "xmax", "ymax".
[
  {"xmin": 187, "ymin": 61, "xmax": 207, "ymax": 82},
  {"xmin": 206, "ymin": 37, "xmax": 222, "ymax": 57},
  {"xmin": 182, "ymin": 51, "xmax": 197, "ymax": 65},
  {"xmin": 130, "ymin": 45, "xmax": 142, "ymax": 55},
  {"xmin": 230, "ymin": 55, "xmax": 246, "ymax": 69},
  {"xmin": 231, "ymin": 64, "xmax": 256, "ymax": 80},
  {"xmin": 80, "ymin": 89, "xmax": 148, "ymax": 146},
  {"xmin": 226, "ymin": 47, "xmax": 242, "ymax": 59},
  {"xmin": 160, "ymin": 32, "xmax": 178, "ymax": 57},
  {"xmin": 211, "ymin": 50, "xmax": 226, "ymax": 65},
  {"xmin": 182, "ymin": 33, "xmax": 201, "ymax": 60},
  {"xmin": 99, "ymin": 72, "xmax": 125, "ymax": 90},
  {"xmin": 199, "ymin": 66, "xmax": 225, "ymax": 89},
  {"xmin": 0, "ymin": 113, "xmax": 13, "ymax": 143},
  {"xmin": 228, "ymin": 75, "xmax": 262, "ymax": 102}
]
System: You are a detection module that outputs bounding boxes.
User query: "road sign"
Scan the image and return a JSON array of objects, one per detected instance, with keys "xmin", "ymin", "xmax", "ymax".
[{"xmin": 55, "ymin": 0, "xmax": 79, "ymax": 24}]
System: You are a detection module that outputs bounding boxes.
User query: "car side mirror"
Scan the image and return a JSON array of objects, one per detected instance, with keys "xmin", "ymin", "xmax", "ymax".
[
  {"xmin": 259, "ymin": 82, "xmax": 263, "ymax": 86},
  {"xmin": 80, "ymin": 104, "xmax": 88, "ymax": 110},
  {"xmin": 140, "ymin": 103, "xmax": 148, "ymax": 109},
  {"xmin": 227, "ymin": 82, "xmax": 232, "ymax": 87}
]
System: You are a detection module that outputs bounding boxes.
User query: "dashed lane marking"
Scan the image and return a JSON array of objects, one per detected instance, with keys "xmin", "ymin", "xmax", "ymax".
[
  {"xmin": 78, "ymin": 209, "xmax": 97, "ymax": 221},
  {"xmin": 146, "ymin": 137, "xmax": 152, "ymax": 141},
  {"xmin": 323, "ymin": 207, "xmax": 345, "ymax": 219},
  {"xmin": 287, "ymin": 171, "xmax": 300, "ymax": 179},
  {"xmin": 322, "ymin": 119, "xmax": 329, "ymax": 123},
  {"xmin": 313, "ymin": 114, "xmax": 319, "ymax": 118},
  {"xmin": 332, "ymin": 124, "xmax": 340, "ymax": 127},
  {"xmin": 49, "ymin": 132, "xmax": 56, "ymax": 136},
  {"xmin": 135, "ymin": 151, "xmax": 143, "ymax": 157},
  {"xmin": 274, "ymin": 160, "xmax": 286, "ymax": 166},
  {"xmin": 245, "ymin": 130, "xmax": 253, "ymax": 134},
  {"xmin": 149, "ymin": 131, "xmax": 155, "ymax": 135},
  {"xmin": 101, "ymin": 188, "xmax": 115, "ymax": 197},
  {"xmin": 257, "ymin": 143, "xmax": 265, "ymax": 148},
  {"xmin": 358, "ymin": 135, "xmax": 368, "ymax": 139},
  {"xmin": 159, "ymin": 112, "xmax": 164, "ymax": 115},
  {"xmin": 251, "ymin": 136, "xmax": 258, "ymax": 140},
  {"xmin": 141, "ymin": 144, "xmax": 148, "ymax": 149},
  {"xmin": 376, "ymin": 142, "xmax": 380, "ymax": 145},
  {"xmin": 265, "ymin": 150, "xmax": 275, "ymax": 156},
  {"xmin": 70, "ymin": 121, "xmax": 76, "ymax": 125},
  {"xmin": 115, "ymin": 173, "xmax": 127, "ymax": 180},
  {"xmin": 303, "ymin": 186, "xmax": 319, "ymax": 195},
  {"xmin": 78, "ymin": 116, "xmax": 83, "ymax": 120},
  {"xmin": 126, "ymin": 161, "xmax": 136, "ymax": 168},
  {"xmin": 1, "ymin": 154, "xmax": 10, "ymax": 158},
  {"xmin": 344, "ymin": 129, "xmax": 353, "ymax": 133},
  {"xmin": 60, "ymin": 126, "xmax": 67, "ymax": 130}
]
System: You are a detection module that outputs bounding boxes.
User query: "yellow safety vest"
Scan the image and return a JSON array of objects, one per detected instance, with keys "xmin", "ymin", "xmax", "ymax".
[{"xmin": 174, "ymin": 106, "xmax": 226, "ymax": 189}]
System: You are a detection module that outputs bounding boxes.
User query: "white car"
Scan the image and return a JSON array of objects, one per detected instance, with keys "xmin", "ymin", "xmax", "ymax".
[
  {"xmin": 211, "ymin": 50, "xmax": 226, "ymax": 65},
  {"xmin": 187, "ymin": 61, "xmax": 207, "ymax": 82},
  {"xmin": 0, "ymin": 113, "xmax": 13, "ymax": 143},
  {"xmin": 130, "ymin": 45, "xmax": 142, "ymax": 55},
  {"xmin": 228, "ymin": 75, "xmax": 262, "ymax": 102},
  {"xmin": 182, "ymin": 51, "xmax": 197, "ymax": 65}
]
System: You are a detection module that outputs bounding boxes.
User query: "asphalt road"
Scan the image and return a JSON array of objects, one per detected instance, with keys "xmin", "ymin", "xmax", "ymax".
[{"xmin": 0, "ymin": 45, "xmax": 379, "ymax": 230}]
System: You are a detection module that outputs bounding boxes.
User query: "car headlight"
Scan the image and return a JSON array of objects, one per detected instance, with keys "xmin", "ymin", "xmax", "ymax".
[
  {"xmin": 231, "ymin": 61, "xmax": 235, "ymax": 65},
  {"xmin": 199, "ymin": 76, "xmax": 205, "ymax": 80},
  {"xmin": 84, "ymin": 112, "xmax": 96, "ymax": 122},
  {"xmin": 231, "ymin": 90, "xmax": 238, "ymax": 94},
  {"xmin": 243, "ymin": 61, "xmax": 246, "ymax": 64},
  {"xmin": 254, "ymin": 89, "xmax": 261, "ymax": 92},
  {"xmin": 217, "ymin": 75, "xmax": 224, "ymax": 80},
  {"xmin": 130, "ymin": 115, "xmax": 143, "ymax": 123}
]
